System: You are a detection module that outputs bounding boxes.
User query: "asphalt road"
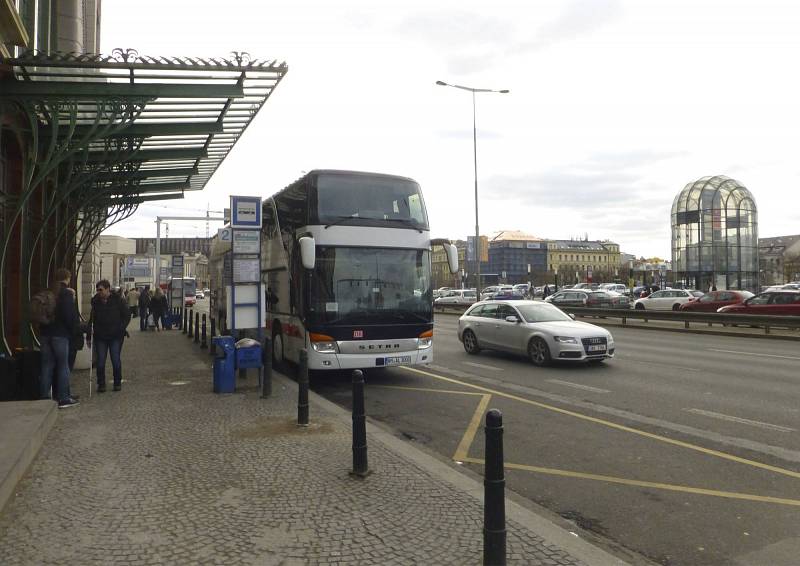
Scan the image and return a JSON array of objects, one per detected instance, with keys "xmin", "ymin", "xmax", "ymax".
[{"xmin": 311, "ymin": 314, "xmax": 800, "ymax": 566}]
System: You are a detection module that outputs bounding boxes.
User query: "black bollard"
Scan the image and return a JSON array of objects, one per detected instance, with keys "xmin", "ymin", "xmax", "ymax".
[
  {"xmin": 483, "ymin": 409, "xmax": 506, "ymax": 566},
  {"xmin": 201, "ymin": 314, "xmax": 208, "ymax": 349},
  {"xmin": 182, "ymin": 308, "xmax": 187, "ymax": 333},
  {"xmin": 351, "ymin": 369, "xmax": 370, "ymax": 477},
  {"xmin": 187, "ymin": 309, "xmax": 193, "ymax": 337},
  {"xmin": 194, "ymin": 312, "xmax": 200, "ymax": 343},
  {"xmin": 209, "ymin": 318, "xmax": 217, "ymax": 356},
  {"xmin": 297, "ymin": 349, "xmax": 309, "ymax": 426},
  {"xmin": 261, "ymin": 335, "xmax": 272, "ymax": 398}
]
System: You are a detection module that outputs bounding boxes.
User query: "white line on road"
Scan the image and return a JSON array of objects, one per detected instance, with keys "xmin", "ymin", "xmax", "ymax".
[
  {"xmin": 546, "ymin": 379, "xmax": 611, "ymax": 394},
  {"xmin": 707, "ymin": 348, "xmax": 800, "ymax": 361},
  {"xmin": 462, "ymin": 361, "xmax": 503, "ymax": 371},
  {"xmin": 685, "ymin": 408, "xmax": 796, "ymax": 433}
]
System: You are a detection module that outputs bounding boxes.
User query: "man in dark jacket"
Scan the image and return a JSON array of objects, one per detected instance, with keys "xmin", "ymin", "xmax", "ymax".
[
  {"xmin": 138, "ymin": 286, "xmax": 150, "ymax": 331},
  {"xmin": 87, "ymin": 279, "xmax": 131, "ymax": 392},
  {"xmin": 39, "ymin": 267, "xmax": 80, "ymax": 408}
]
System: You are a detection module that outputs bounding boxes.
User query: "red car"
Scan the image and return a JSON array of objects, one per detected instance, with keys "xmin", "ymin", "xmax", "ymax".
[
  {"xmin": 679, "ymin": 290, "xmax": 753, "ymax": 312},
  {"xmin": 717, "ymin": 290, "xmax": 800, "ymax": 316}
]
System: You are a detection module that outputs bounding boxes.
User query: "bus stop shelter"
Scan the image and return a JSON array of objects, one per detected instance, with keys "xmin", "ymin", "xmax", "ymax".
[{"xmin": 0, "ymin": 49, "xmax": 287, "ymax": 356}]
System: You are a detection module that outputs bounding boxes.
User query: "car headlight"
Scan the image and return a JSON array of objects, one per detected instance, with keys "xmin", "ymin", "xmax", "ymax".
[
  {"xmin": 607, "ymin": 335, "xmax": 615, "ymax": 345},
  {"xmin": 418, "ymin": 329, "xmax": 433, "ymax": 349},
  {"xmin": 553, "ymin": 336, "xmax": 578, "ymax": 344},
  {"xmin": 310, "ymin": 333, "xmax": 338, "ymax": 354}
]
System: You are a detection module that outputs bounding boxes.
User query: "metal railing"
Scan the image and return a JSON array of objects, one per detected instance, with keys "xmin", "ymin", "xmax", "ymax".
[{"xmin": 433, "ymin": 303, "xmax": 800, "ymax": 335}]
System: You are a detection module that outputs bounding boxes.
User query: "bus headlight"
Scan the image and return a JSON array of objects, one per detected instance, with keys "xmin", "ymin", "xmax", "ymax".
[
  {"xmin": 310, "ymin": 333, "xmax": 338, "ymax": 354},
  {"xmin": 418, "ymin": 329, "xmax": 433, "ymax": 349}
]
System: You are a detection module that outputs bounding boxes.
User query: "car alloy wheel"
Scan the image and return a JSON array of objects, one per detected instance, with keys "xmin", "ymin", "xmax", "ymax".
[
  {"xmin": 635, "ymin": 303, "xmax": 645, "ymax": 310},
  {"xmin": 672, "ymin": 303, "xmax": 681, "ymax": 311},
  {"xmin": 528, "ymin": 337, "xmax": 551, "ymax": 367},
  {"xmin": 462, "ymin": 330, "xmax": 481, "ymax": 354}
]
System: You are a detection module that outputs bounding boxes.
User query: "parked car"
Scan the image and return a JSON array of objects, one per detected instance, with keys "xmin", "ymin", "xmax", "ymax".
[
  {"xmin": 457, "ymin": 300, "xmax": 614, "ymax": 366},
  {"xmin": 487, "ymin": 289, "xmax": 526, "ymax": 301},
  {"xmin": 195, "ymin": 290, "xmax": 205, "ymax": 299},
  {"xmin": 513, "ymin": 283, "xmax": 531, "ymax": 296},
  {"xmin": 184, "ymin": 295, "xmax": 196, "ymax": 307},
  {"xmin": 717, "ymin": 290, "xmax": 800, "ymax": 316},
  {"xmin": 480, "ymin": 285, "xmax": 513, "ymax": 301},
  {"xmin": 600, "ymin": 283, "xmax": 629, "ymax": 295},
  {"xmin": 679, "ymin": 290, "xmax": 753, "ymax": 312},
  {"xmin": 633, "ymin": 289, "xmax": 704, "ymax": 310},
  {"xmin": 434, "ymin": 289, "xmax": 477, "ymax": 305},
  {"xmin": 433, "ymin": 287, "xmax": 453, "ymax": 299},
  {"xmin": 573, "ymin": 282, "xmax": 600, "ymax": 290},
  {"xmin": 765, "ymin": 283, "xmax": 800, "ymax": 292},
  {"xmin": 545, "ymin": 289, "xmax": 629, "ymax": 309}
]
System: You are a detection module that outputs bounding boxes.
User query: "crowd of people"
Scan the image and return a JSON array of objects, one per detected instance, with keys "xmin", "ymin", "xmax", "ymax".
[{"xmin": 34, "ymin": 273, "xmax": 173, "ymax": 408}]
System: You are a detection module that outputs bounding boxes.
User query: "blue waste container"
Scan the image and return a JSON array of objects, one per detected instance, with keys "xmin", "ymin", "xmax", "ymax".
[
  {"xmin": 235, "ymin": 339, "xmax": 263, "ymax": 370},
  {"xmin": 212, "ymin": 336, "xmax": 236, "ymax": 393}
]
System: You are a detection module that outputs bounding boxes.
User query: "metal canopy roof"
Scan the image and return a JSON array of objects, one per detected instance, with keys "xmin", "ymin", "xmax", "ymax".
[{"xmin": 0, "ymin": 48, "xmax": 288, "ymax": 204}]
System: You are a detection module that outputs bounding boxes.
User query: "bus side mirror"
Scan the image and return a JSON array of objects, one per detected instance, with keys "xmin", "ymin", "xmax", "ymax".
[
  {"xmin": 445, "ymin": 243, "xmax": 458, "ymax": 274},
  {"xmin": 299, "ymin": 236, "xmax": 316, "ymax": 270}
]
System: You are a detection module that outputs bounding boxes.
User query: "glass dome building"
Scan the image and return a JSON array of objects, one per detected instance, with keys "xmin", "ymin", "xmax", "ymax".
[{"xmin": 671, "ymin": 176, "xmax": 758, "ymax": 292}]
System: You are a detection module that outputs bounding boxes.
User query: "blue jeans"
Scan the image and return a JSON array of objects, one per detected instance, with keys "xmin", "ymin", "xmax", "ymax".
[
  {"xmin": 95, "ymin": 338, "xmax": 122, "ymax": 387},
  {"xmin": 40, "ymin": 335, "xmax": 71, "ymax": 402}
]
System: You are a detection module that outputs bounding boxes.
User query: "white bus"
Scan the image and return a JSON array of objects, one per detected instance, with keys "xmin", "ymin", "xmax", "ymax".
[{"xmin": 210, "ymin": 170, "xmax": 457, "ymax": 372}]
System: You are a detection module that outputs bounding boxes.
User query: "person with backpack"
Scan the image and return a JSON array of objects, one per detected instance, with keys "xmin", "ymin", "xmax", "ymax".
[
  {"xmin": 87, "ymin": 279, "xmax": 131, "ymax": 392},
  {"xmin": 35, "ymin": 267, "xmax": 80, "ymax": 408},
  {"xmin": 138, "ymin": 285, "xmax": 150, "ymax": 331},
  {"xmin": 149, "ymin": 287, "xmax": 169, "ymax": 331}
]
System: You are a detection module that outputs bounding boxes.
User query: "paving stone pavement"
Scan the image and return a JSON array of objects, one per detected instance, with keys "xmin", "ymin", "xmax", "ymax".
[{"xmin": 0, "ymin": 324, "xmax": 603, "ymax": 565}]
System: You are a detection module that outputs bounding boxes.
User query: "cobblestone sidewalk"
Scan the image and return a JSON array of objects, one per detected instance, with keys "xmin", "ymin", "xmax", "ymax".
[{"xmin": 0, "ymin": 325, "xmax": 625, "ymax": 565}]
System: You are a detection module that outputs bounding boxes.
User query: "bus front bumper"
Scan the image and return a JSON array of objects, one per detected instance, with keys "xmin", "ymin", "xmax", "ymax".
[{"xmin": 306, "ymin": 348, "xmax": 433, "ymax": 371}]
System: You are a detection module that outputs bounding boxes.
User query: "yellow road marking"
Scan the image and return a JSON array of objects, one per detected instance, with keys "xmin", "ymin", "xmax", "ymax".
[
  {"xmin": 402, "ymin": 366, "xmax": 800, "ymax": 481},
  {"xmin": 461, "ymin": 457, "xmax": 800, "ymax": 508},
  {"xmin": 372, "ymin": 385, "xmax": 485, "ymax": 396},
  {"xmin": 453, "ymin": 394, "xmax": 493, "ymax": 462}
]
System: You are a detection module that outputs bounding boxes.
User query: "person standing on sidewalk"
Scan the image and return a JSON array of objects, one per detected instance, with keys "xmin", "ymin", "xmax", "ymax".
[
  {"xmin": 37, "ymin": 268, "xmax": 80, "ymax": 408},
  {"xmin": 138, "ymin": 285, "xmax": 150, "ymax": 331},
  {"xmin": 150, "ymin": 287, "xmax": 168, "ymax": 331},
  {"xmin": 127, "ymin": 287, "xmax": 139, "ymax": 319},
  {"xmin": 87, "ymin": 279, "xmax": 131, "ymax": 392}
]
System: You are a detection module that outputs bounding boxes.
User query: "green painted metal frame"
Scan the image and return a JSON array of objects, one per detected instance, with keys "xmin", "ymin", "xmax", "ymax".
[{"xmin": 0, "ymin": 48, "xmax": 288, "ymax": 355}]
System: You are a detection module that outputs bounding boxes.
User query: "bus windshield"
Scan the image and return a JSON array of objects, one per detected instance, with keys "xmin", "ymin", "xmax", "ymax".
[
  {"xmin": 312, "ymin": 173, "xmax": 429, "ymax": 229},
  {"xmin": 307, "ymin": 247, "xmax": 432, "ymax": 326}
]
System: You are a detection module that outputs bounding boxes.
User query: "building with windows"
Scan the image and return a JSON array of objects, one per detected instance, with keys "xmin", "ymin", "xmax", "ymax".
[
  {"xmin": 547, "ymin": 239, "xmax": 621, "ymax": 285},
  {"xmin": 486, "ymin": 231, "xmax": 547, "ymax": 285},
  {"xmin": 759, "ymin": 235, "xmax": 800, "ymax": 286},
  {"xmin": 431, "ymin": 240, "xmax": 466, "ymax": 289},
  {"xmin": 671, "ymin": 176, "xmax": 759, "ymax": 292}
]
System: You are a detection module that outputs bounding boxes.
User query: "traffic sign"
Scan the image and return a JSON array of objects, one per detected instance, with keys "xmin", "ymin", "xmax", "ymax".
[
  {"xmin": 230, "ymin": 196, "xmax": 262, "ymax": 228},
  {"xmin": 218, "ymin": 227, "xmax": 232, "ymax": 242}
]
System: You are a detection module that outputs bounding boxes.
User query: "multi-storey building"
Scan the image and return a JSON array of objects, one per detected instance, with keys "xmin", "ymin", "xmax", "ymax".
[
  {"xmin": 547, "ymin": 239, "xmax": 622, "ymax": 285},
  {"xmin": 487, "ymin": 231, "xmax": 547, "ymax": 285},
  {"xmin": 759, "ymin": 235, "xmax": 800, "ymax": 286}
]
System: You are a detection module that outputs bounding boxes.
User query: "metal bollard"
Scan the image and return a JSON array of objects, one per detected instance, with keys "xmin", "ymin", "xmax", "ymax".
[
  {"xmin": 297, "ymin": 349, "xmax": 309, "ymax": 426},
  {"xmin": 483, "ymin": 409, "xmax": 506, "ymax": 566},
  {"xmin": 261, "ymin": 335, "xmax": 272, "ymax": 398},
  {"xmin": 187, "ymin": 309, "xmax": 193, "ymax": 337},
  {"xmin": 201, "ymin": 314, "xmax": 208, "ymax": 349},
  {"xmin": 194, "ymin": 312, "xmax": 200, "ymax": 343},
  {"xmin": 210, "ymin": 318, "xmax": 216, "ymax": 356},
  {"xmin": 351, "ymin": 369, "xmax": 370, "ymax": 477},
  {"xmin": 182, "ymin": 308, "xmax": 188, "ymax": 333}
]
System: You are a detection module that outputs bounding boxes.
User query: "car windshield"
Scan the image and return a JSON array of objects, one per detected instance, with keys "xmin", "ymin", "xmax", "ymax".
[
  {"xmin": 515, "ymin": 303, "xmax": 573, "ymax": 323},
  {"xmin": 307, "ymin": 247, "xmax": 431, "ymax": 325}
]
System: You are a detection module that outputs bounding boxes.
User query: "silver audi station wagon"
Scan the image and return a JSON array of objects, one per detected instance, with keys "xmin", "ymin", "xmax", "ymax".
[{"xmin": 457, "ymin": 300, "xmax": 615, "ymax": 366}]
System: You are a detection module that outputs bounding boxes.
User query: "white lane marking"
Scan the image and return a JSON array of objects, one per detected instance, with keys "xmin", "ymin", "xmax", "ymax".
[
  {"xmin": 708, "ymin": 349, "xmax": 800, "ymax": 361},
  {"xmin": 685, "ymin": 408, "xmax": 796, "ymax": 433},
  {"xmin": 462, "ymin": 361, "xmax": 502, "ymax": 371},
  {"xmin": 546, "ymin": 379, "xmax": 611, "ymax": 394}
]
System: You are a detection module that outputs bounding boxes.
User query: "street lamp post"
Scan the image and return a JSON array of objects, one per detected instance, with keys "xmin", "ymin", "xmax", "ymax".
[{"xmin": 436, "ymin": 80, "xmax": 509, "ymax": 292}]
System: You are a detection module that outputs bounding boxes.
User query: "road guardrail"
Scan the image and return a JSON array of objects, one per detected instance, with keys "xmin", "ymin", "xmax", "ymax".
[{"xmin": 433, "ymin": 303, "xmax": 800, "ymax": 335}]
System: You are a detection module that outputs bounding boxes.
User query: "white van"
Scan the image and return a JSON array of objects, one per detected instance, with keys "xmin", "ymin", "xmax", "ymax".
[{"xmin": 434, "ymin": 289, "xmax": 477, "ymax": 305}]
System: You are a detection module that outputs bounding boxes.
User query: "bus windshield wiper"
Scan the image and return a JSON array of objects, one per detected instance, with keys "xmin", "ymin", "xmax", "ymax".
[
  {"xmin": 359, "ymin": 217, "xmax": 424, "ymax": 233},
  {"xmin": 324, "ymin": 214, "xmax": 360, "ymax": 229}
]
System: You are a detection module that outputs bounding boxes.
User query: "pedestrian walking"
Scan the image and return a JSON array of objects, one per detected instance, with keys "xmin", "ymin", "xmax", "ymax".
[
  {"xmin": 150, "ymin": 287, "xmax": 168, "ymax": 331},
  {"xmin": 87, "ymin": 279, "xmax": 131, "ymax": 392},
  {"xmin": 127, "ymin": 287, "xmax": 139, "ymax": 319},
  {"xmin": 138, "ymin": 285, "xmax": 150, "ymax": 331},
  {"xmin": 543, "ymin": 284, "xmax": 551, "ymax": 299},
  {"xmin": 33, "ymin": 267, "xmax": 80, "ymax": 408}
]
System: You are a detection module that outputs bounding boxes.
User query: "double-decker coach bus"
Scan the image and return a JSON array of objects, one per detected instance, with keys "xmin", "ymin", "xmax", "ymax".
[{"xmin": 210, "ymin": 170, "xmax": 457, "ymax": 372}]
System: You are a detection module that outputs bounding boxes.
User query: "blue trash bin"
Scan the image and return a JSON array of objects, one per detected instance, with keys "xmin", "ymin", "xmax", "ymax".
[{"xmin": 212, "ymin": 336, "xmax": 235, "ymax": 393}]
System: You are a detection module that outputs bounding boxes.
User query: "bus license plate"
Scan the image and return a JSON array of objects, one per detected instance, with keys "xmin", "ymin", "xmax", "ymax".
[
  {"xmin": 378, "ymin": 356, "xmax": 412, "ymax": 366},
  {"xmin": 587, "ymin": 345, "xmax": 606, "ymax": 352}
]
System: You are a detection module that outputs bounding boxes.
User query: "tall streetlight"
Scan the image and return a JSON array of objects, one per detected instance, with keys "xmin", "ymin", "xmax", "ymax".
[{"xmin": 436, "ymin": 80, "xmax": 509, "ymax": 292}]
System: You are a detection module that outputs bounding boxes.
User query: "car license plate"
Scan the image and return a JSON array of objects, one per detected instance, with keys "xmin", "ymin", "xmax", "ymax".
[
  {"xmin": 378, "ymin": 356, "xmax": 412, "ymax": 366},
  {"xmin": 587, "ymin": 345, "xmax": 606, "ymax": 352}
]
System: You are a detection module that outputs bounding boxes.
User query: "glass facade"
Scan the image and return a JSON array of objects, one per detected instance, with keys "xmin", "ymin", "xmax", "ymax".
[{"xmin": 671, "ymin": 176, "xmax": 758, "ymax": 292}]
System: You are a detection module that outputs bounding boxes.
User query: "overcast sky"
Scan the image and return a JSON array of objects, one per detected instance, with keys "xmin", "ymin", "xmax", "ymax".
[{"xmin": 101, "ymin": 0, "xmax": 800, "ymax": 258}]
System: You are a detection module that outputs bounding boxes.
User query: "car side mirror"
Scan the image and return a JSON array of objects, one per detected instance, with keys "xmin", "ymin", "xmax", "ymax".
[{"xmin": 505, "ymin": 315, "xmax": 518, "ymax": 323}]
